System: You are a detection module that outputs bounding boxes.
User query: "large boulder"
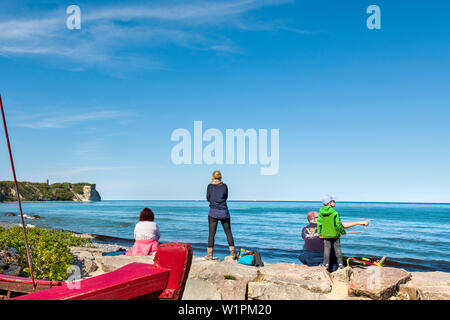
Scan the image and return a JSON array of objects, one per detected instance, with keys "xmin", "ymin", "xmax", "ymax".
[
  {"xmin": 256, "ymin": 263, "xmax": 333, "ymax": 293},
  {"xmin": 2, "ymin": 264, "xmax": 21, "ymax": 276},
  {"xmin": 184, "ymin": 257, "xmax": 259, "ymax": 300},
  {"xmin": 248, "ymin": 281, "xmax": 326, "ymax": 300},
  {"xmin": 70, "ymin": 247, "xmax": 102, "ymax": 275},
  {"xmin": 0, "ymin": 249, "xmax": 21, "ymax": 276},
  {"xmin": 398, "ymin": 272, "xmax": 450, "ymax": 300},
  {"xmin": 348, "ymin": 266, "xmax": 411, "ymax": 300},
  {"xmin": 247, "ymin": 263, "xmax": 333, "ymax": 300},
  {"xmin": 182, "ymin": 279, "xmax": 222, "ymax": 300},
  {"xmin": 1, "ymin": 213, "xmax": 16, "ymax": 217},
  {"xmin": 188, "ymin": 257, "xmax": 259, "ymax": 283},
  {"xmin": 331, "ymin": 266, "xmax": 353, "ymax": 283}
]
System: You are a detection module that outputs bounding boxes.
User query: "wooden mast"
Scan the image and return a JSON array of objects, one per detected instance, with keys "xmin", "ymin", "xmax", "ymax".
[{"xmin": 0, "ymin": 94, "xmax": 37, "ymax": 291}]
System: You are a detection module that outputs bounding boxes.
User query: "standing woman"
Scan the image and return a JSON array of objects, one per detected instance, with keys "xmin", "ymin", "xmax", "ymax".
[{"xmin": 205, "ymin": 170, "xmax": 236, "ymax": 260}]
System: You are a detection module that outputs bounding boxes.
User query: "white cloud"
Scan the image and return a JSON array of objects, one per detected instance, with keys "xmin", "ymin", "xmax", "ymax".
[
  {"xmin": 14, "ymin": 110, "xmax": 133, "ymax": 129},
  {"xmin": 0, "ymin": 0, "xmax": 300, "ymax": 69},
  {"xmin": 48, "ymin": 165, "xmax": 144, "ymax": 176},
  {"xmin": 83, "ymin": 0, "xmax": 291, "ymax": 24}
]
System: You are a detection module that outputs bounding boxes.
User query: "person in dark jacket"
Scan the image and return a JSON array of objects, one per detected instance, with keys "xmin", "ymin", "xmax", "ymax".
[{"xmin": 205, "ymin": 170, "xmax": 236, "ymax": 260}]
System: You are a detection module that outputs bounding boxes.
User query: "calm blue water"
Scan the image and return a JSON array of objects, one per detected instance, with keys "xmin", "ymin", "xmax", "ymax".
[{"xmin": 1, "ymin": 201, "xmax": 449, "ymax": 272}]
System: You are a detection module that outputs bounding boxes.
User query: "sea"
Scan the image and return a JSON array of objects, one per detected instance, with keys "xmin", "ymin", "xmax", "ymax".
[{"xmin": 0, "ymin": 200, "xmax": 449, "ymax": 272}]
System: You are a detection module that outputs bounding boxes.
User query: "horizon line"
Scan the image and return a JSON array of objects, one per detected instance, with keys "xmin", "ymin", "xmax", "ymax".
[{"xmin": 99, "ymin": 199, "xmax": 450, "ymax": 205}]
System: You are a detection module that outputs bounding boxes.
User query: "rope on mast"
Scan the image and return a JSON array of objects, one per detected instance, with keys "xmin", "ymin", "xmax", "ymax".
[{"xmin": 0, "ymin": 94, "xmax": 37, "ymax": 291}]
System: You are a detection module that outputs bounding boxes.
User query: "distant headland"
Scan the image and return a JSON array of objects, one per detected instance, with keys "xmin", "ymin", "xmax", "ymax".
[{"xmin": 0, "ymin": 180, "xmax": 101, "ymax": 202}]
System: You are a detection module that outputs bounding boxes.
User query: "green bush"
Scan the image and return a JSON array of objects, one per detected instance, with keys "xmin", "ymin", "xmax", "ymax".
[
  {"xmin": 0, "ymin": 226, "xmax": 91, "ymax": 281},
  {"xmin": 71, "ymin": 183, "xmax": 92, "ymax": 195}
]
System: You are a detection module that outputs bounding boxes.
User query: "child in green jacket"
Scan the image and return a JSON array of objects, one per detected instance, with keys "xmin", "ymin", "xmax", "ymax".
[{"xmin": 317, "ymin": 195, "xmax": 346, "ymax": 270}]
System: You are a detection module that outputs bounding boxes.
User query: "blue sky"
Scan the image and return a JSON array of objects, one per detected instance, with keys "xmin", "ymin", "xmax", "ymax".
[{"xmin": 0, "ymin": 0, "xmax": 449, "ymax": 202}]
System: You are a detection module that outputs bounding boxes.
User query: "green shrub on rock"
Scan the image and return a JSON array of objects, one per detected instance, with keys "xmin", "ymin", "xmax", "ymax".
[{"xmin": 0, "ymin": 226, "xmax": 91, "ymax": 281}]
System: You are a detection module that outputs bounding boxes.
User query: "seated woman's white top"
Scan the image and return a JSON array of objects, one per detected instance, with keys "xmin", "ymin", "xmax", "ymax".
[{"xmin": 134, "ymin": 221, "xmax": 160, "ymax": 241}]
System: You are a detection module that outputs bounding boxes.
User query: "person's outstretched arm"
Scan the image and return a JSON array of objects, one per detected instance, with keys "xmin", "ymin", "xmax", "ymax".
[{"xmin": 342, "ymin": 221, "xmax": 370, "ymax": 229}]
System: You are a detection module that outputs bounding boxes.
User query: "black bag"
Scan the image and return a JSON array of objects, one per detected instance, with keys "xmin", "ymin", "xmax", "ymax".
[
  {"xmin": 252, "ymin": 250, "xmax": 264, "ymax": 267},
  {"xmin": 237, "ymin": 248, "xmax": 264, "ymax": 267}
]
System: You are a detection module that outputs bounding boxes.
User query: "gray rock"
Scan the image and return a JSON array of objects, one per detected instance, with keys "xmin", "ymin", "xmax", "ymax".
[
  {"xmin": 187, "ymin": 257, "xmax": 259, "ymax": 300},
  {"xmin": 348, "ymin": 266, "xmax": 411, "ymax": 300},
  {"xmin": 2, "ymin": 264, "xmax": 21, "ymax": 276},
  {"xmin": 223, "ymin": 256, "xmax": 238, "ymax": 264},
  {"xmin": 70, "ymin": 247, "xmax": 101, "ymax": 275},
  {"xmin": 83, "ymin": 259, "xmax": 98, "ymax": 274},
  {"xmin": 398, "ymin": 272, "xmax": 450, "ymax": 300},
  {"xmin": 2, "ymin": 213, "xmax": 16, "ymax": 217},
  {"xmin": 0, "ymin": 258, "xmax": 7, "ymax": 269},
  {"xmin": 186, "ymin": 259, "xmax": 335, "ymax": 300},
  {"xmin": 0, "ymin": 250, "xmax": 19, "ymax": 267},
  {"xmin": 332, "ymin": 266, "xmax": 353, "ymax": 283},
  {"xmin": 77, "ymin": 252, "xmax": 98, "ymax": 274},
  {"xmin": 258, "ymin": 263, "xmax": 333, "ymax": 294},
  {"xmin": 216, "ymin": 279, "xmax": 249, "ymax": 300},
  {"xmin": 0, "ymin": 249, "xmax": 21, "ymax": 276},
  {"xmin": 7, "ymin": 247, "xmax": 17, "ymax": 255},
  {"xmin": 248, "ymin": 281, "xmax": 325, "ymax": 300},
  {"xmin": 182, "ymin": 279, "xmax": 222, "ymax": 300},
  {"xmin": 189, "ymin": 258, "xmax": 258, "ymax": 283}
]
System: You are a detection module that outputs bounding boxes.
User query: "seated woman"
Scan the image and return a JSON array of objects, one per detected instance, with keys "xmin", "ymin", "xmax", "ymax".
[{"xmin": 126, "ymin": 207, "xmax": 160, "ymax": 256}]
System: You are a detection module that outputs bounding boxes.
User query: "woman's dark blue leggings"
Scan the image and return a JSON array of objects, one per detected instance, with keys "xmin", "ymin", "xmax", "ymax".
[{"xmin": 208, "ymin": 216, "xmax": 235, "ymax": 248}]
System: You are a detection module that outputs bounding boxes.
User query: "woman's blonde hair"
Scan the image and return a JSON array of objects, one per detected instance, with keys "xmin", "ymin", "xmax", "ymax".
[{"xmin": 212, "ymin": 170, "xmax": 222, "ymax": 180}]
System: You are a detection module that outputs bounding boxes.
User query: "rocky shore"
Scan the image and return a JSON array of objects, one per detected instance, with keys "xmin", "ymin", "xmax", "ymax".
[
  {"xmin": 1, "ymin": 223, "xmax": 448, "ymax": 300},
  {"xmin": 69, "ymin": 242, "xmax": 450, "ymax": 300}
]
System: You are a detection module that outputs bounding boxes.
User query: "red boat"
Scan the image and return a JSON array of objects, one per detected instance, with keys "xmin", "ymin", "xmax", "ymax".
[
  {"xmin": 1, "ymin": 242, "xmax": 192, "ymax": 300},
  {"xmin": 0, "ymin": 275, "xmax": 61, "ymax": 300}
]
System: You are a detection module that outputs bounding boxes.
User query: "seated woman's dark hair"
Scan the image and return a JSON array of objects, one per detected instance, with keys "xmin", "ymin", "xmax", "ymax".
[{"xmin": 139, "ymin": 208, "xmax": 155, "ymax": 221}]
